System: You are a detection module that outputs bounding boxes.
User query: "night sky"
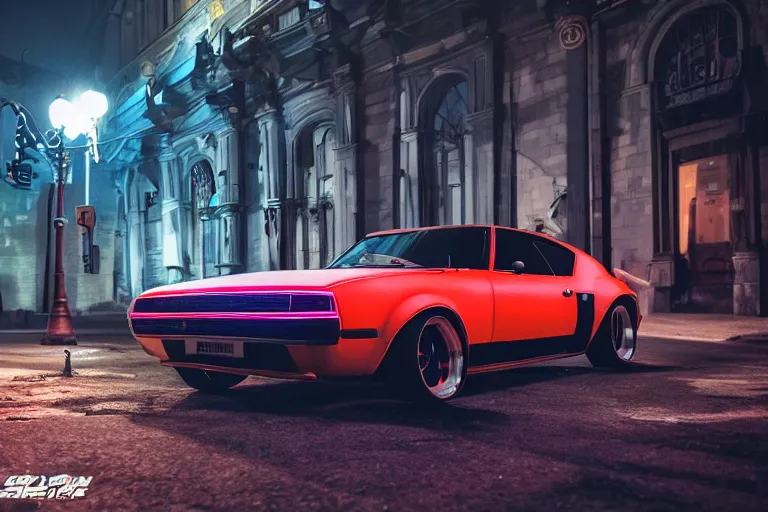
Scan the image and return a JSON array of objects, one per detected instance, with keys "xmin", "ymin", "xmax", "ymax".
[{"xmin": 0, "ymin": 0, "xmax": 94, "ymax": 73}]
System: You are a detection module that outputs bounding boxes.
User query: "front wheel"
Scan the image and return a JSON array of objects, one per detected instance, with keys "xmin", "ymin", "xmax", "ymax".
[
  {"xmin": 174, "ymin": 367, "xmax": 248, "ymax": 393},
  {"xmin": 383, "ymin": 312, "xmax": 467, "ymax": 402},
  {"xmin": 586, "ymin": 302, "xmax": 637, "ymax": 369}
]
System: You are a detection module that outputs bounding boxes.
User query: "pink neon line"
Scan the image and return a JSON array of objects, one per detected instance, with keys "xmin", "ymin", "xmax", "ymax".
[
  {"xmin": 137, "ymin": 290, "xmax": 335, "ymax": 299},
  {"xmin": 129, "ymin": 312, "xmax": 339, "ymax": 320}
]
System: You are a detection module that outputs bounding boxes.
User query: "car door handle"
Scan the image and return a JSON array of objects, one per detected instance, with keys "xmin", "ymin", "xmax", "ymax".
[{"xmin": 563, "ymin": 289, "xmax": 573, "ymax": 297}]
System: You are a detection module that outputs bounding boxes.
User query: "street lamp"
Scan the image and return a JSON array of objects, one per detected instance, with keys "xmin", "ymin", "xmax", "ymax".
[
  {"xmin": 2, "ymin": 91, "xmax": 108, "ymax": 344},
  {"xmin": 40, "ymin": 90, "xmax": 109, "ymax": 346}
]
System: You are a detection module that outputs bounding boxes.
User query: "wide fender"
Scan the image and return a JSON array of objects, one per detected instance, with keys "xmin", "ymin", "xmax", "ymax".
[
  {"xmin": 589, "ymin": 274, "xmax": 639, "ymax": 341},
  {"xmin": 379, "ymin": 293, "xmax": 464, "ymax": 354}
]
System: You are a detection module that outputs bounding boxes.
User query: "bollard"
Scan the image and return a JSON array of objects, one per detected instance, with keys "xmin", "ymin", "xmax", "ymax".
[{"xmin": 63, "ymin": 349, "xmax": 73, "ymax": 377}]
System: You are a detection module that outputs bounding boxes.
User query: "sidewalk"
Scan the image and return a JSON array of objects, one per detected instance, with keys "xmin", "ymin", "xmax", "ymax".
[{"xmin": 640, "ymin": 313, "xmax": 768, "ymax": 342}]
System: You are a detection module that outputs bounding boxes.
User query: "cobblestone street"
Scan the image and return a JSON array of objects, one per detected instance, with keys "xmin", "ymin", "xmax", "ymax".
[{"xmin": 0, "ymin": 330, "xmax": 766, "ymax": 511}]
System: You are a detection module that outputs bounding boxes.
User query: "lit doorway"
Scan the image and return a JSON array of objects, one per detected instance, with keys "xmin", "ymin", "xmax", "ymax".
[{"xmin": 675, "ymin": 154, "xmax": 734, "ymax": 313}]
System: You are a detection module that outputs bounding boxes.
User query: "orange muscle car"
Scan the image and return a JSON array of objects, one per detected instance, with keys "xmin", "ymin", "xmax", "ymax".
[{"xmin": 128, "ymin": 225, "xmax": 641, "ymax": 402}]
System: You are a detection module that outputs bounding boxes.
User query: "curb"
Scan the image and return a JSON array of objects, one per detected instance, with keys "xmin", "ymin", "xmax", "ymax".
[
  {"xmin": 726, "ymin": 334, "xmax": 768, "ymax": 343},
  {"xmin": 640, "ymin": 333, "xmax": 726, "ymax": 342}
]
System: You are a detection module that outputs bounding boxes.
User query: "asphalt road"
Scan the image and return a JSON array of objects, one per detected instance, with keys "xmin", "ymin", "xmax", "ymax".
[{"xmin": 0, "ymin": 333, "xmax": 767, "ymax": 512}]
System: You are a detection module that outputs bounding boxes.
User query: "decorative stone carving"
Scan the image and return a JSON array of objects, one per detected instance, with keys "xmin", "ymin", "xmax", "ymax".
[{"xmin": 556, "ymin": 15, "xmax": 588, "ymax": 50}]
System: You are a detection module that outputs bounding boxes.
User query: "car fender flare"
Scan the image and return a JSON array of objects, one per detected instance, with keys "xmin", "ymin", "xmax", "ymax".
[
  {"xmin": 375, "ymin": 294, "xmax": 467, "ymax": 365},
  {"xmin": 584, "ymin": 293, "xmax": 639, "ymax": 352}
]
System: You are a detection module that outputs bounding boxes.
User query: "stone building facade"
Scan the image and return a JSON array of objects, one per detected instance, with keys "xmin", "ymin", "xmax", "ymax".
[{"xmin": 96, "ymin": 0, "xmax": 768, "ymax": 316}]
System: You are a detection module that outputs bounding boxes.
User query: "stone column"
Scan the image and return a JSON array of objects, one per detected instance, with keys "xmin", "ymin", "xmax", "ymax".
[
  {"xmin": 214, "ymin": 128, "xmax": 243, "ymax": 275},
  {"xmin": 733, "ymin": 252, "xmax": 760, "ymax": 315},
  {"xmin": 333, "ymin": 64, "xmax": 360, "ymax": 247},
  {"xmin": 256, "ymin": 108, "xmax": 286, "ymax": 270},
  {"xmin": 559, "ymin": 14, "xmax": 591, "ymax": 253},
  {"xmin": 127, "ymin": 182, "xmax": 145, "ymax": 296},
  {"xmin": 399, "ymin": 130, "xmax": 419, "ymax": 229},
  {"xmin": 113, "ymin": 175, "xmax": 130, "ymax": 303},
  {"xmin": 465, "ymin": 110, "xmax": 495, "ymax": 225},
  {"xmin": 158, "ymin": 137, "xmax": 184, "ymax": 284},
  {"xmin": 730, "ymin": 138, "xmax": 760, "ymax": 315}
]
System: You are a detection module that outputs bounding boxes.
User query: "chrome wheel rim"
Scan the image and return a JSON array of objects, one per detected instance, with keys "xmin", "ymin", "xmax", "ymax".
[
  {"xmin": 417, "ymin": 316, "xmax": 464, "ymax": 399},
  {"xmin": 611, "ymin": 305, "xmax": 636, "ymax": 361}
]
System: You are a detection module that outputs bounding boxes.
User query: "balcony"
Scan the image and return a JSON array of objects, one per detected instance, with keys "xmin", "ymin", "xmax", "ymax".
[{"xmin": 261, "ymin": 0, "xmax": 342, "ymax": 80}]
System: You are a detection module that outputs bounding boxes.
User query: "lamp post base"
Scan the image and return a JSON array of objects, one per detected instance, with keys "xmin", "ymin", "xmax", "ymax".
[
  {"xmin": 41, "ymin": 308, "xmax": 77, "ymax": 346},
  {"xmin": 41, "ymin": 333, "xmax": 78, "ymax": 346}
]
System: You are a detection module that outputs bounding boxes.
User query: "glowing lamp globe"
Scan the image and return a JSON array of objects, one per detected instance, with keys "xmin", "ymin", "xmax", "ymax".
[
  {"xmin": 77, "ymin": 90, "xmax": 109, "ymax": 120},
  {"xmin": 63, "ymin": 124, "xmax": 83, "ymax": 141},
  {"xmin": 48, "ymin": 98, "xmax": 75, "ymax": 129}
]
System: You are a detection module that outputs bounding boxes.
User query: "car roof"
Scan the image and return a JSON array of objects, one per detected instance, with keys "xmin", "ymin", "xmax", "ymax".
[
  {"xmin": 365, "ymin": 225, "xmax": 583, "ymax": 254},
  {"xmin": 368, "ymin": 224, "xmax": 541, "ymax": 238}
]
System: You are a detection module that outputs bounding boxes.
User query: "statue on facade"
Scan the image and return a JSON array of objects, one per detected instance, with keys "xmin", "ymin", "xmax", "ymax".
[
  {"xmin": 529, "ymin": 189, "xmax": 568, "ymax": 240},
  {"xmin": 265, "ymin": 208, "xmax": 280, "ymax": 271},
  {"xmin": 220, "ymin": 28, "xmax": 281, "ymax": 110}
]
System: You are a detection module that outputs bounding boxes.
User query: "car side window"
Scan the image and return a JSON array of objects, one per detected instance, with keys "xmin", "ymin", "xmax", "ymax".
[
  {"xmin": 494, "ymin": 229, "xmax": 554, "ymax": 276},
  {"xmin": 532, "ymin": 239, "xmax": 576, "ymax": 277}
]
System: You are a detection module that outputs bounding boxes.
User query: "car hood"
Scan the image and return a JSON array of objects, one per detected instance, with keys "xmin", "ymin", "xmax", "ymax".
[{"xmin": 137, "ymin": 268, "xmax": 439, "ymax": 298}]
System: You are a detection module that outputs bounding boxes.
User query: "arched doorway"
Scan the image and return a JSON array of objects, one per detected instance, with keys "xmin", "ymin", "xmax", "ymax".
[
  {"xmin": 652, "ymin": 5, "xmax": 745, "ymax": 313},
  {"xmin": 419, "ymin": 76, "xmax": 470, "ymax": 226},
  {"xmin": 294, "ymin": 123, "xmax": 337, "ymax": 269},
  {"xmin": 190, "ymin": 160, "xmax": 218, "ymax": 279}
]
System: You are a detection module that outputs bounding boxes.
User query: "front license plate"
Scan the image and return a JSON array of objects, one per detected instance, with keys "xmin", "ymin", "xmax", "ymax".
[{"xmin": 185, "ymin": 340, "xmax": 244, "ymax": 358}]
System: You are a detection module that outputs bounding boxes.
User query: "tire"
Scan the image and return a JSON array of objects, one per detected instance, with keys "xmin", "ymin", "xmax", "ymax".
[
  {"xmin": 174, "ymin": 367, "xmax": 248, "ymax": 393},
  {"xmin": 382, "ymin": 311, "xmax": 468, "ymax": 403},
  {"xmin": 586, "ymin": 301, "xmax": 638, "ymax": 369}
]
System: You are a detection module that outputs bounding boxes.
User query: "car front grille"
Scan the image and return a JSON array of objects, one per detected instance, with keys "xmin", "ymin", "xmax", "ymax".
[
  {"xmin": 132, "ymin": 292, "xmax": 334, "ymax": 314},
  {"xmin": 131, "ymin": 317, "xmax": 340, "ymax": 345}
]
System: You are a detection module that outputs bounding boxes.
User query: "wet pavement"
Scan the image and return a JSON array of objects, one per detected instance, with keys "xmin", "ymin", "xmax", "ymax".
[{"xmin": 0, "ymin": 332, "xmax": 767, "ymax": 511}]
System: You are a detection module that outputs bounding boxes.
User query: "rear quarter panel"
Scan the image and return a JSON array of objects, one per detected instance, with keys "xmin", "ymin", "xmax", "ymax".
[
  {"xmin": 571, "ymin": 252, "xmax": 638, "ymax": 340},
  {"xmin": 291, "ymin": 270, "xmax": 494, "ymax": 375}
]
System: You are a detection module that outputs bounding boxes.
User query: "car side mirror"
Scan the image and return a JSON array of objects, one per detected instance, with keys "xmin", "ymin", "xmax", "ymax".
[{"xmin": 511, "ymin": 260, "xmax": 525, "ymax": 274}]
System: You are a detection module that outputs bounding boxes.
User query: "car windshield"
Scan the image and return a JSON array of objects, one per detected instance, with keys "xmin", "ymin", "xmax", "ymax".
[{"xmin": 327, "ymin": 227, "xmax": 490, "ymax": 270}]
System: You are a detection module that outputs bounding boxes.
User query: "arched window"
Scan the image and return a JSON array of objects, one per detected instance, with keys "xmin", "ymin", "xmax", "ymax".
[
  {"xmin": 654, "ymin": 6, "xmax": 739, "ymax": 111},
  {"xmin": 191, "ymin": 160, "xmax": 216, "ymax": 213},
  {"xmin": 423, "ymin": 78, "xmax": 469, "ymax": 226}
]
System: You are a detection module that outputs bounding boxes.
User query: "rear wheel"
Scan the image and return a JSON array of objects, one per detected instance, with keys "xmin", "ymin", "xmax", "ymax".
[
  {"xmin": 383, "ymin": 312, "xmax": 467, "ymax": 402},
  {"xmin": 174, "ymin": 368, "xmax": 247, "ymax": 392},
  {"xmin": 586, "ymin": 302, "xmax": 637, "ymax": 369}
]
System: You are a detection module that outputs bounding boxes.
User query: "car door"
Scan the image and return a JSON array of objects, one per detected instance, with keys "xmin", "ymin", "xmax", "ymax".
[{"xmin": 489, "ymin": 228, "xmax": 578, "ymax": 344}]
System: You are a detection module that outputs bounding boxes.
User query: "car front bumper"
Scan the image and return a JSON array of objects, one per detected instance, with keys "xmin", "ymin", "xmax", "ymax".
[
  {"xmin": 132, "ymin": 334, "xmax": 385, "ymax": 378},
  {"xmin": 127, "ymin": 290, "xmax": 388, "ymax": 378}
]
